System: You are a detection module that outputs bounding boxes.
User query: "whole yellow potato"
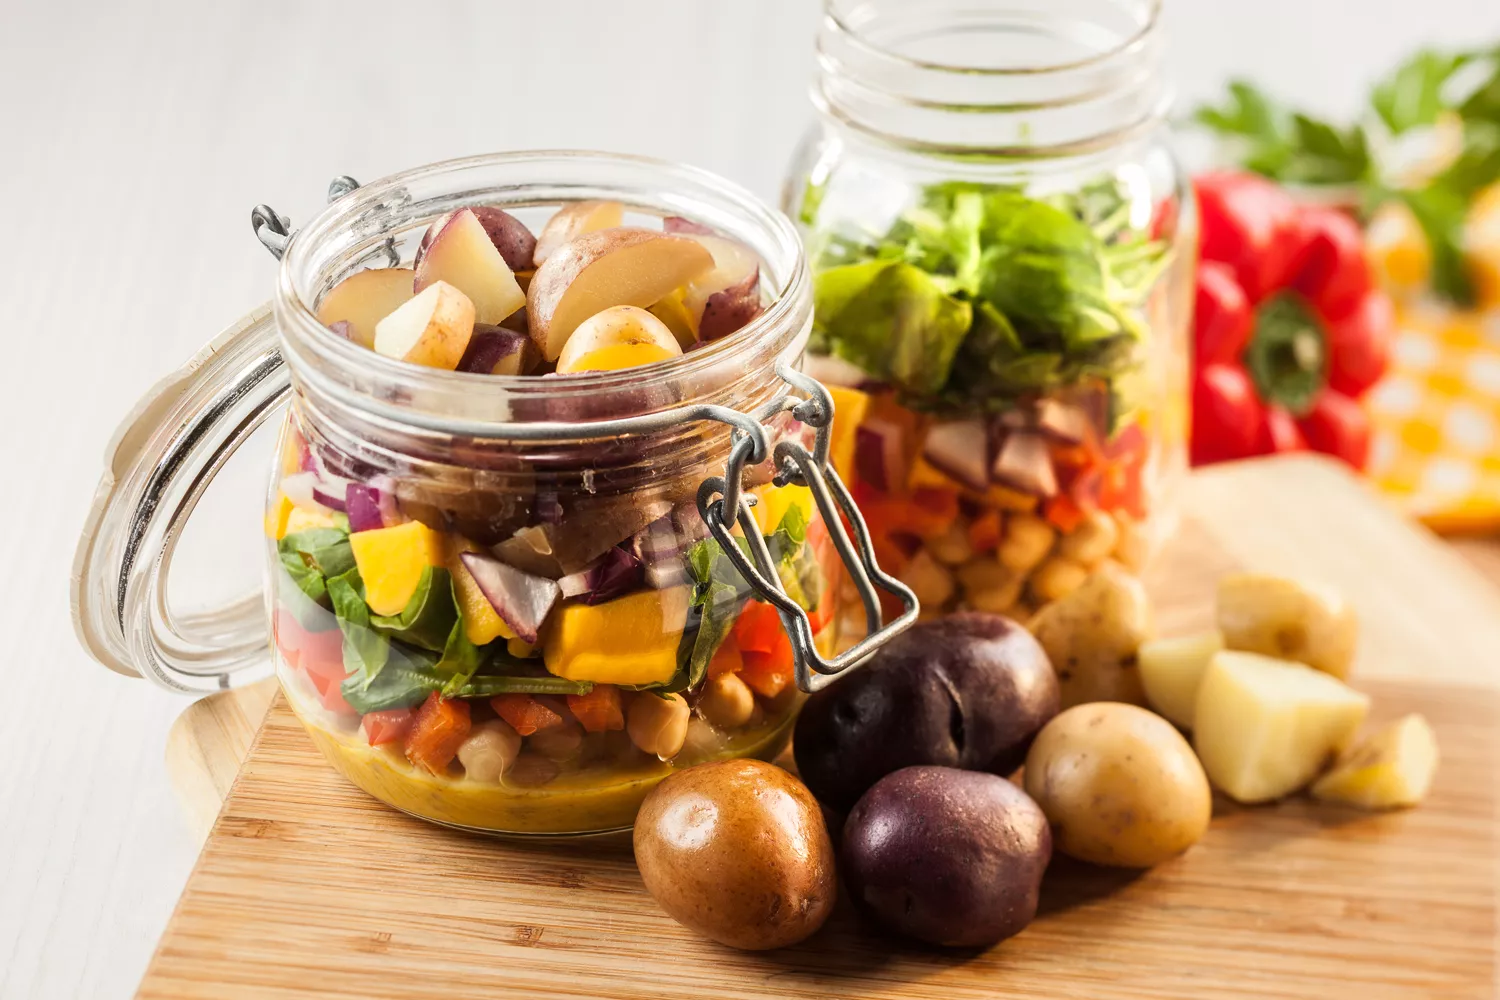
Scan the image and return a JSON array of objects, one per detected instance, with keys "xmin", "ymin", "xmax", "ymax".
[
  {"xmin": 1024, "ymin": 702, "xmax": 1211, "ymax": 868},
  {"xmin": 633, "ymin": 759, "xmax": 836, "ymax": 950}
]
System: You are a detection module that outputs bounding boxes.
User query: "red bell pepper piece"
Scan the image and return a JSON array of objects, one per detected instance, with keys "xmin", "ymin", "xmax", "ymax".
[
  {"xmin": 1260, "ymin": 406, "xmax": 1308, "ymax": 454},
  {"xmin": 362, "ymin": 708, "xmax": 414, "ymax": 746},
  {"xmin": 567, "ymin": 685, "xmax": 625, "ymax": 733},
  {"xmin": 404, "ymin": 694, "xmax": 471, "ymax": 774},
  {"xmin": 1191, "ymin": 364, "xmax": 1265, "ymax": 465},
  {"xmin": 491, "ymin": 694, "xmax": 563, "ymax": 736},
  {"xmin": 1190, "ymin": 172, "xmax": 1392, "ymax": 471},
  {"xmin": 1194, "ymin": 261, "xmax": 1254, "ymax": 365},
  {"xmin": 1298, "ymin": 391, "xmax": 1372, "ymax": 469},
  {"xmin": 1195, "ymin": 172, "xmax": 1302, "ymax": 303}
]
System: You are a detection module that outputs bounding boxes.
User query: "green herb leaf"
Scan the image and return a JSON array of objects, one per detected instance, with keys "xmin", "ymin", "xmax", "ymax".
[
  {"xmin": 1397, "ymin": 184, "xmax": 1477, "ymax": 306},
  {"xmin": 369, "ymin": 567, "xmax": 459, "ymax": 653},
  {"xmin": 279, "ymin": 527, "xmax": 355, "ymax": 580},
  {"xmin": 1372, "ymin": 49, "xmax": 1469, "ymax": 134},
  {"xmin": 435, "ymin": 620, "xmax": 484, "ymax": 693},
  {"xmin": 813, "ymin": 260, "xmax": 973, "ymax": 396},
  {"xmin": 1193, "ymin": 82, "xmax": 1371, "ymax": 186}
]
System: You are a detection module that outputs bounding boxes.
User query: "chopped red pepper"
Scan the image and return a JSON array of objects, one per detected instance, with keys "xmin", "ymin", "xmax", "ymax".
[
  {"xmin": 491, "ymin": 694, "xmax": 563, "ymax": 736},
  {"xmin": 1190, "ymin": 173, "xmax": 1392, "ymax": 471},
  {"xmin": 567, "ymin": 685, "xmax": 625, "ymax": 733},
  {"xmin": 362, "ymin": 709, "xmax": 414, "ymax": 746},
  {"xmin": 404, "ymin": 694, "xmax": 471, "ymax": 774}
]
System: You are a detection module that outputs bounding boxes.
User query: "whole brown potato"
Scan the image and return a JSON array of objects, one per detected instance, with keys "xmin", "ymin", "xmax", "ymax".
[
  {"xmin": 794, "ymin": 613, "xmax": 1058, "ymax": 811},
  {"xmin": 1024, "ymin": 702, "xmax": 1211, "ymax": 868},
  {"xmin": 842, "ymin": 766, "xmax": 1051, "ymax": 947},
  {"xmin": 633, "ymin": 759, "xmax": 836, "ymax": 950}
]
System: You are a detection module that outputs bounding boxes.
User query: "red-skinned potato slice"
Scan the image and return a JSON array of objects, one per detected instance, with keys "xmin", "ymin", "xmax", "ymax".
[
  {"xmin": 315, "ymin": 267, "xmax": 417, "ymax": 348},
  {"xmin": 414, "ymin": 209, "xmax": 526, "ymax": 325},
  {"xmin": 417, "ymin": 206, "xmax": 536, "ymax": 273},
  {"xmin": 373, "ymin": 280, "xmax": 475, "ymax": 370},
  {"xmin": 526, "ymin": 228, "xmax": 715, "ymax": 362},
  {"xmin": 532, "ymin": 200, "xmax": 625, "ymax": 267}
]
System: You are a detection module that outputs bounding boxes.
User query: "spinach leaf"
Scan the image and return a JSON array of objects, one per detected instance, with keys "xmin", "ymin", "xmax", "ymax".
[
  {"xmin": 453, "ymin": 674, "xmax": 594, "ymax": 697},
  {"xmin": 813, "ymin": 260, "xmax": 973, "ymax": 396},
  {"xmin": 327, "ymin": 569, "xmax": 390, "ymax": 689},
  {"xmin": 369, "ymin": 567, "xmax": 459, "ymax": 653},
  {"xmin": 434, "ymin": 618, "xmax": 484, "ymax": 692},
  {"xmin": 279, "ymin": 527, "xmax": 355, "ymax": 579},
  {"xmin": 341, "ymin": 649, "xmax": 445, "ymax": 714},
  {"xmin": 278, "ymin": 551, "xmax": 328, "ymax": 610}
]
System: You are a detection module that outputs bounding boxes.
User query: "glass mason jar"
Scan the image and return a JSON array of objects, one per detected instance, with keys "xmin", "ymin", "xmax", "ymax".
[
  {"xmin": 72, "ymin": 151, "xmax": 916, "ymax": 836},
  {"xmin": 783, "ymin": 0, "xmax": 1194, "ymax": 622}
]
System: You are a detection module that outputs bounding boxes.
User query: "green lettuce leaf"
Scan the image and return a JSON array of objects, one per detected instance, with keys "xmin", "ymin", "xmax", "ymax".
[{"xmin": 812, "ymin": 260, "xmax": 973, "ymax": 396}]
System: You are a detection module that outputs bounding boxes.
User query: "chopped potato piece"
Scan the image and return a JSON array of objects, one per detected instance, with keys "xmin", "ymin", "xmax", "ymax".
[
  {"xmin": 1217, "ymin": 574, "xmax": 1357, "ymax": 679},
  {"xmin": 1138, "ymin": 631, "xmax": 1224, "ymax": 730},
  {"xmin": 1193, "ymin": 651, "xmax": 1369, "ymax": 803},
  {"xmin": 1311, "ymin": 714, "xmax": 1439, "ymax": 809},
  {"xmin": 373, "ymin": 280, "xmax": 475, "ymax": 370}
]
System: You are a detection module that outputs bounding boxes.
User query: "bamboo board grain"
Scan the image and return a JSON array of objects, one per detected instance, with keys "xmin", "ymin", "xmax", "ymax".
[{"xmin": 141, "ymin": 456, "xmax": 1500, "ymax": 998}]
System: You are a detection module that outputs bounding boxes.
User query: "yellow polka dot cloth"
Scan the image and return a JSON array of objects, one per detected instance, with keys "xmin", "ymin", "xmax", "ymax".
[{"xmin": 1367, "ymin": 305, "xmax": 1500, "ymax": 532}]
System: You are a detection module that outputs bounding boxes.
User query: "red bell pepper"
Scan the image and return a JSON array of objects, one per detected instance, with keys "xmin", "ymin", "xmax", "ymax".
[{"xmin": 1190, "ymin": 174, "xmax": 1393, "ymax": 470}]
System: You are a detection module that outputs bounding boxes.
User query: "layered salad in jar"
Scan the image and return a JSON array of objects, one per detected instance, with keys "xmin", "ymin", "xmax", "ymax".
[
  {"xmin": 268, "ymin": 199, "xmax": 839, "ymax": 834},
  {"xmin": 799, "ymin": 178, "xmax": 1186, "ymax": 623}
]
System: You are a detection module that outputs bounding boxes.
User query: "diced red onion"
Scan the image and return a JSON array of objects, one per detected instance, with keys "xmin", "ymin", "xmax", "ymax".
[
  {"xmin": 632, "ymin": 517, "xmax": 690, "ymax": 589},
  {"xmin": 663, "ymin": 216, "xmax": 714, "ymax": 236},
  {"xmin": 345, "ymin": 484, "xmax": 385, "ymax": 533},
  {"xmin": 854, "ymin": 418, "xmax": 908, "ymax": 494},
  {"xmin": 312, "ymin": 486, "xmax": 348, "ymax": 512},
  {"xmin": 582, "ymin": 546, "xmax": 643, "ymax": 604},
  {"xmin": 459, "ymin": 551, "xmax": 561, "ymax": 644},
  {"xmin": 280, "ymin": 471, "xmax": 322, "ymax": 510},
  {"xmin": 991, "ymin": 429, "xmax": 1059, "ymax": 498},
  {"xmin": 922, "ymin": 420, "xmax": 990, "ymax": 493},
  {"xmin": 326, "ymin": 320, "xmax": 354, "ymax": 341},
  {"xmin": 534, "ymin": 490, "xmax": 564, "ymax": 525}
]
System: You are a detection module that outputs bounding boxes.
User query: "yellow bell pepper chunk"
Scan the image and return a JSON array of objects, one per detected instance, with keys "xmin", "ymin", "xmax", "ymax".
[
  {"xmin": 752, "ymin": 482, "xmax": 815, "ymax": 535},
  {"xmin": 543, "ymin": 587, "xmax": 692, "ymax": 686},
  {"xmin": 648, "ymin": 289, "xmax": 698, "ymax": 349},
  {"xmin": 349, "ymin": 520, "xmax": 447, "ymax": 617},
  {"xmin": 265, "ymin": 494, "xmax": 294, "ymax": 540},
  {"xmin": 448, "ymin": 539, "xmax": 516, "ymax": 645},
  {"xmin": 285, "ymin": 505, "xmax": 339, "ymax": 535},
  {"xmin": 824, "ymin": 384, "xmax": 871, "ymax": 486}
]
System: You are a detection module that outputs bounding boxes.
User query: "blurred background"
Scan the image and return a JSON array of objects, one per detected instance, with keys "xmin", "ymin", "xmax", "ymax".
[{"xmin": 2, "ymin": 1, "xmax": 1497, "ymax": 997}]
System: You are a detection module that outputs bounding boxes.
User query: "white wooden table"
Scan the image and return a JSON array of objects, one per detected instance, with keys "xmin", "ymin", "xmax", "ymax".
[{"xmin": 3, "ymin": 1, "xmax": 1496, "ymax": 997}]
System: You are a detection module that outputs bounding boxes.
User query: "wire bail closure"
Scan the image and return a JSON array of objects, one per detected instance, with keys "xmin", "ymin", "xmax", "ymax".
[{"xmin": 252, "ymin": 181, "xmax": 918, "ymax": 695}]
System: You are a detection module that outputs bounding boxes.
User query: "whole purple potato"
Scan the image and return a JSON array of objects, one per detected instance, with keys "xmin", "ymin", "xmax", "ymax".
[
  {"xmin": 793, "ymin": 613, "xmax": 1058, "ymax": 811},
  {"xmin": 842, "ymin": 766, "xmax": 1051, "ymax": 947}
]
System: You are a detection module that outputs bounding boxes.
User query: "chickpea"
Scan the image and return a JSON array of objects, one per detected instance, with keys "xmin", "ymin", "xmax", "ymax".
[
  {"xmin": 530, "ymin": 719, "xmax": 585, "ymax": 762},
  {"xmin": 1113, "ymin": 513, "xmax": 1149, "ymax": 571},
  {"xmin": 697, "ymin": 672, "xmax": 755, "ymax": 729},
  {"xmin": 926, "ymin": 519, "xmax": 975, "ymax": 566},
  {"xmin": 1030, "ymin": 555, "xmax": 1090, "ymax": 604},
  {"xmin": 455, "ymin": 720, "xmax": 521, "ymax": 783},
  {"xmin": 899, "ymin": 549, "xmax": 956, "ymax": 610},
  {"xmin": 507, "ymin": 752, "xmax": 561, "ymax": 787},
  {"xmin": 628, "ymin": 692, "xmax": 691, "ymax": 759},
  {"xmin": 997, "ymin": 514, "xmax": 1056, "ymax": 573},
  {"xmin": 1057, "ymin": 509, "xmax": 1120, "ymax": 566}
]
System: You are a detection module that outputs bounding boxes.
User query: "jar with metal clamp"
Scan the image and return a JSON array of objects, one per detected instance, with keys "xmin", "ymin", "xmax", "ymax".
[{"xmin": 72, "ymin": 151, "xmax": 916, "ymax": 836}]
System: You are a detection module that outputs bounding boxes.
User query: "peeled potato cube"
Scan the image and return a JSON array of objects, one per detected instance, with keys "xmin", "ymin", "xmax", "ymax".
[
  {"xmin": 1311, "ymin": 714, "xmax": 1439, "ymax": 809},
  {"xmin": 414, "ymin": 208, "xmax": 526, "ymax": 325},
  {"xmin": 1193, "ymin": 650, "xmax": 1369, "ymax": 803},
  {"xmin": 1138, "ymin": 630, "xmax": 1224, "ymax": 729},
  {"xmin": 533, "ymin": 200, "xmax": 625, "ymax": 267},
  {"xmin": 526, "ymin": 228, "xmax": 714, "ymax": 361},
  {"xmin": 554, "ymin": 305, "xmax": 682, "ymax": 374},
  {"xmin": 1217, "ymin": 574, "xmax": 1357, "ymax": 679},
  {"xmin": 373, "ymin": 280, "xmax": 475, "ymax": 370},
  {"xmin": 315, "ymin": 267, "xmax": 416, "ymax": 348}
]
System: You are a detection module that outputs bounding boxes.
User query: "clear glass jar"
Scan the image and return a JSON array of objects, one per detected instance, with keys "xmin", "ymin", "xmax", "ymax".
[
  {"xmin": 72, "ymin": 151, "xmax": 915, "ymax": 836},
  {"xmin": 783, "ymin": 0, "xmax": 1194, "ymax": 621}
]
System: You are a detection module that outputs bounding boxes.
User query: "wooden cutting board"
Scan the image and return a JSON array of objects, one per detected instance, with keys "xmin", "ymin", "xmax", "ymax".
[{"xmin": 141, "ymin": 456, "xmax": 1500, "ymax": 999}]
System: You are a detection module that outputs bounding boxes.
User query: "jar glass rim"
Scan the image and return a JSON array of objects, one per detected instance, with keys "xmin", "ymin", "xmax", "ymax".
[
  {"xmin": 276, "ymin": 150, "xmax": 811, "ymax": 436},
  {"xmin": 823, "ymin": 0, "xmax": 1161, "ymax": 77}
]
